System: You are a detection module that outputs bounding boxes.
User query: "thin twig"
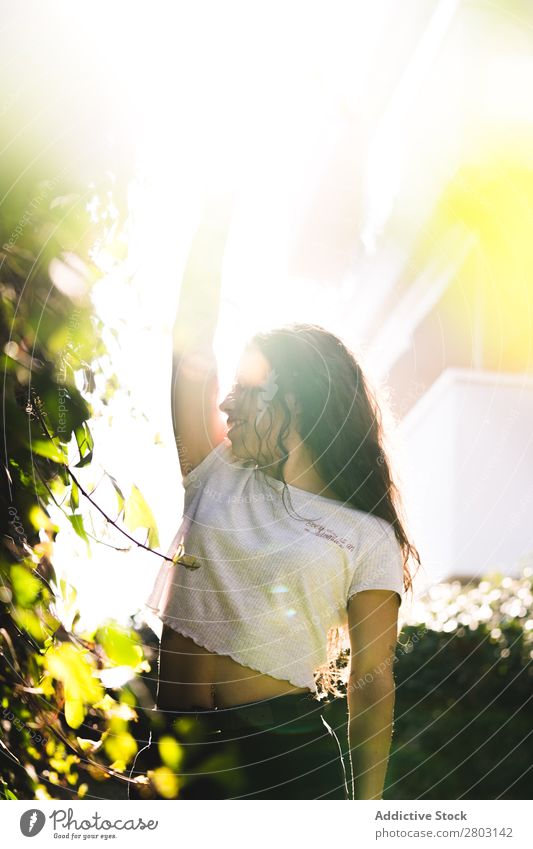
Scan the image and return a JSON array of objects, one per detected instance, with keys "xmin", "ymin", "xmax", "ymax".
[
  {"xmin": 30, "ymin": 402, "xmax": 174, "ymax": 565},
  {"xmin": 67, "ymin": 466, "xmax": 174, "ymax": 564}
]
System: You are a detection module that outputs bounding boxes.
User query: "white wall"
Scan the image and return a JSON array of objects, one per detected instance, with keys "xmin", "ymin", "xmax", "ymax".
[{"xmin": 399, "ymin": 368, "xmax": 533, "ymax": 585}]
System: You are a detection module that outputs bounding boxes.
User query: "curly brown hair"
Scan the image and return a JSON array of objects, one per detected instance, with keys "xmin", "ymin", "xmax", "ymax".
[{"xmin": 249, "ymin": 322, "xmax": 421, "ymax": 700}]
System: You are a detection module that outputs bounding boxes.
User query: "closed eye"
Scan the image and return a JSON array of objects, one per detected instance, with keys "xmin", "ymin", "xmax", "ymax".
[{"xmin": 232, "ymin": 382, "xmax": 260, "ymax": 396}]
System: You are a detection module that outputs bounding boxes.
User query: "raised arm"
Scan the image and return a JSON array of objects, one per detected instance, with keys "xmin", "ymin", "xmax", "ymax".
[
  {"xmin": 171, "ymin": 193, "xmax": 235, "ymax": 477},
  {"xmin": 345, "ymin": 589, "xmax": 400, "ymax": 800}
]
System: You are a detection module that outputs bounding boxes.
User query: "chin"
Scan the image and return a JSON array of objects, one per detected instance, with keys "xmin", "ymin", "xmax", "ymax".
[{"xmin": 226, "ymin": 437, "xmax": 253, "ymax": 462}]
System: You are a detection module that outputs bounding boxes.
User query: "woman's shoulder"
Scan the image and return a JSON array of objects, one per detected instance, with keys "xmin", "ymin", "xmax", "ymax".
[
  {"xmin": 335, "ymin": 508, "xmax": 401, "ymax": 562},
  {"xmin": 323, "ymin": 500, "xmax": 393, "ymax": 533}
]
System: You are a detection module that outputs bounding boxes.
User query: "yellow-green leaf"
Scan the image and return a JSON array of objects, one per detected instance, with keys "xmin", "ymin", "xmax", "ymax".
[
  {"xmin": 76, "ymin": 737, "xmax": 102, "ymax": 754},
  {"xmin": 92, "ymin": 696, "xmax": 136, "ymax": 721},
  {"xmin": 65, "ymin": 696, "xmax": 85, "ymax": 729},
  {"xmin": 12, "ymin": 608, "xmax": 49, "ymax": 642},
  {"xmin": 73, "ymin": 423, "xmax": 94, "ymax": 468},
  {"xmin": 28, "ymin": 506, "xmax": 58, "ymax": 533},
  {"xmin": 10, "ymin": 564, "xmax": 41, "ymax": 606},
  {"xmin": 68, "ymin": 513, "xmax": 89, "ymax": 544},
  {"xmin": 31, "ymin": 439, "xmax": 67, "ymax": 463},
  {"xmin": 96, "ymin": 623, "xmax": 144, "ymax": 669},
  {"xmin": 109, "ymin": 760, "xmax": 127, "ymax": 773},
  {"xmin": 106, "ymin": 473, "xmax": 125, "ymax": 514},
  {"xmin": 2, "ymin": 787, "xmax": 18, "ymax": 800},
  {"xmin": 123, "ymin": 484, "xmax": 159, "ymax": 548},
  {"xmin": 103, "ymin": 731, "xmax": 137, "ymax": 766},
  {"xmin": 150, "ymin": 766, "xmax": 179, "ymax": 799},
  {"xmin": 69, "ymin": 481, "xmax": 79, "ymax": 511},
  {"xmin": 159, "ymin": 736, "xmax": 184, "ymax": 771},
  {"xmin": 43, "ymin": 642, "xmax": 104, "ymax": 729}
]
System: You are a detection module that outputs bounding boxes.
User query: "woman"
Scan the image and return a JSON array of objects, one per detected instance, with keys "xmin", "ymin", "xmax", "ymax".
[{"xmin": 134, "ymin": 193, "xmax": 420, "ymax": 801}]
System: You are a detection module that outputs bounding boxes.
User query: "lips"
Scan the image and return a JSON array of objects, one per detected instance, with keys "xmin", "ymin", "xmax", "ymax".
[{"xmin": 227, "ymin": 418, "xmax": 245, "ymax": 431}]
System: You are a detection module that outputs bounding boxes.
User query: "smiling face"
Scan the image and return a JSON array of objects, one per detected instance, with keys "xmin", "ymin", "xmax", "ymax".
[{"xmin": 219, "ymin": 345, "xmax": 298, "ymax": 467}]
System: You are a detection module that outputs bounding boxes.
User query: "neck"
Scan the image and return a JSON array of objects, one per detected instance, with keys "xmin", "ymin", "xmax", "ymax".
[{"xmin": 264, "ymin": 440, "xmax": 342, "ymax": 501}]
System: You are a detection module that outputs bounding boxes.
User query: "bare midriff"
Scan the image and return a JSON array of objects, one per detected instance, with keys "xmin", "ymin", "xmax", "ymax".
[{"xmin": 156, "ymin": 624, "xmax": 312, "ymax": 710}]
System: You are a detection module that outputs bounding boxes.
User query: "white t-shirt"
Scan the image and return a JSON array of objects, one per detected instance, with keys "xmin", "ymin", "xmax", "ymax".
[{"xmin": 145, "ymin": 439, "xmax": 404, "ymax": 694}]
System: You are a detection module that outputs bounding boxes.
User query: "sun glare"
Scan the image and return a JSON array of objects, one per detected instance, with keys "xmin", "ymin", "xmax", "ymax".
[{"xmin": 11, "ymin": 0, "xmax": 531, "ymax": 624}]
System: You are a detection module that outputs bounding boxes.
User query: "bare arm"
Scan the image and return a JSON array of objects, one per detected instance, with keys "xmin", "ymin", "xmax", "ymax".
[
  {"xmin": 346, "ymin": 589, "xmax": 400, "ymax": 800},
  {"xmin": 171, "ymin": 193, "xmax": 235, "ymax": 476}
]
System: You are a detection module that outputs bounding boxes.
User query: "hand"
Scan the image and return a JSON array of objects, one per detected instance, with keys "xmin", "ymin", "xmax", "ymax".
[
  {"xmin": 199, "ymin": 186, "xmax": 237, "ymax": 233},
  {"xmin": 195, "ymin": 118, "xmax": 246, "ymax": 232}
]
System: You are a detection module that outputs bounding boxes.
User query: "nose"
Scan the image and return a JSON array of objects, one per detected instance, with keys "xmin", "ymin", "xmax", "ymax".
[{"xmin": 219, "ymin": 393, "xmax": 233, "ymax": 415}]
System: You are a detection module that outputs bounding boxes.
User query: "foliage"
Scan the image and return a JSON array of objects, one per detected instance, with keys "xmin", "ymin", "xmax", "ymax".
[
  {"xmin": 325, "ymin": 568, "xmax": 533, "ymax": 800},
  {"xmin": 387, "ymin": 568, "xmax": 533, "ymax": 800},
  {"xmin": 0, "ymin": 143, "xmax": 226, "ymax": 800}
]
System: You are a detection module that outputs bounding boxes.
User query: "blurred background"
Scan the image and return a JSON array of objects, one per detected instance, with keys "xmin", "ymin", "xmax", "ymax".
[{"xmin": 1, "ymin": 0, "xmax": 532, "ymax": 800}]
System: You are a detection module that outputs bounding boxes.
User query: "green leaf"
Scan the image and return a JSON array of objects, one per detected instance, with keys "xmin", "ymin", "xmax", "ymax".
[
  {"xmin": 151, "ymin": 766, "xmax": 179, "ymax": 799},
  {"xmin": 69, "ymin": 480, "xmax": 79, "ymax": 511},
  {"xmin": 44, "ymin": 643, "xmax": 104, "ymax": 730},
  {"xmin": 10, "ymin": 564, "xmax": 42, "ymax": 607},
  {"xmin": 73, "ymin": 422, "xmax": 93, "ymax": 468},
  {"xmin": 0, "ymin": 782, "xmax": 18, "ymax": 800},
  {"xmin": 159, "ymin": 735, "xmax": 184, "ymax": 771},
  {"xmin": 59, "ymin": 578, "xmax": 77, "ymax": 606},
  {"xmin": 123, "ymin": 484, "xmax": 160, "ymax": 548},
  {"xmin": 65, "ymin": 697, "xmax": 85, "ymax": 730},
  {"xmin": 28, "ymin": 506, "xmax": 59, "ymax": 533},
  {"xmin": 103, "ymin": 730, "xmax": 137, "ymax": 766},
  {"xmin": 68, "ymin": 513, "xmax": 89, "ymax": 544},
  {"xmin": 76, "ymin": 736, "xmax": 102, "ymax": 754},
  {"xmin": 11, "ymin": 608, "xmax": 49, "ymax": 642},
  {"xmin": 58, "ymin": 465, "xmax": 70, "ymax": 486},
  {"xmin": 30, "ymin": 373, "xmax": 91, "ymax": 442},
  {"xmin": 31, "ymin": 439, "xmax": 67, "ymax": 464},
  {"xmin": 1, "ymin": 353, "xmax": 18, "ymax": 373},
  {"xmin": 106, "ymin": 472, "xmax": 125, "ymax": 514},
  {"xmin": 96, "ymin": 623, "xmax": 144, "ymax": 669}
]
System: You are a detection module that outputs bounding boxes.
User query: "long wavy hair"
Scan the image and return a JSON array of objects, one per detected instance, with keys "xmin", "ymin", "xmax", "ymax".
[{"xmin": 249, "ymin": 323, "xmax": 421, "ymax": 700}]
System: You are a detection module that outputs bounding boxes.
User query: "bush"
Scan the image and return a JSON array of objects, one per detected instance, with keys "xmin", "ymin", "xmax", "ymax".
[
  {"xmin": 390, "ymin": 569, "xmax": 533, "ymax": 799},
  {"xmin": 325, "ymin": 568, "xmax": 533, "ymax": 799}
]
